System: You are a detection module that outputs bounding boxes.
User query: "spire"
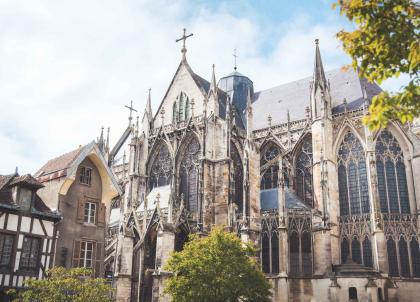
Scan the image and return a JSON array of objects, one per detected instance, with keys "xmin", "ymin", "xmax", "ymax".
[
  {"xmin": 313, "ymin": 39, "xmax": 328, "ymax": 92},
  {"xmin": 98, "ymin": 126, "xmax": 105, "ymax": 152},
  {"xmin": 311, "ymin": 39, "xmax": 331, "ymax": 120},
  {"xmin": 246, "ymin": 86, "xmax": 253, "ymax": 140},
  {"xmin": 210, "ymin": 64, "xmax": 217, "ymax": 95},
  {"xmin": 146, "ymin": 88, "xmax": 153, "ymax": 121}
]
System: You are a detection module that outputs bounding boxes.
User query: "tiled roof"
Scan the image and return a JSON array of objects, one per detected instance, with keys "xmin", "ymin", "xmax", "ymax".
[
  {"xmin": 0, "ymin": 174, "xmax": 59, "ymax": 218},
  {"xmin": 35, "ymin": 146, "xmax": 84, "ymax": 180},
  {"xmin": 9, "ymin": 174, "xmax": 43, "ymax": 188},
  {"xmin": 0, "ymin": 174, "xmax": 14, "ymax": 191},
  {"xmin": 252, "ymin": 68, "xmax": 382, "ymax": 129}
]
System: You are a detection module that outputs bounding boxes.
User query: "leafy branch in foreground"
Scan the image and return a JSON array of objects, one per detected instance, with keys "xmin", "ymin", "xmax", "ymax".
[{"xmin": 334, "ymin": 0, "xmax": 420, "ymax": 130}]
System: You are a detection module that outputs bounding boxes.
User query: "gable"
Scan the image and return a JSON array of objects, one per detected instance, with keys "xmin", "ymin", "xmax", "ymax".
[{"xmin": 153, "ymin": 61, "xmax": 209, "ymax": 129}]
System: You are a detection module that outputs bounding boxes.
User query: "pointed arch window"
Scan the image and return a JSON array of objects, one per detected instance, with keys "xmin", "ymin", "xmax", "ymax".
[
  {"xmin": 340, "ymin": 235, "xmax": 373, "ymax": 267},
  {"xmin": 231, "ymin": 142, "xmax": 244, "ymax": 214},
  {"xmin": 295, "ymin": 138, "xmax": 313, "ymax": 206},
  {"xmin": 261, "ymin": 217, "xmax": 280, "ymax": 274},
  {"xmin": 260, "ymin": 144, "xmax": 280, "ymax": 190},
  {"xmin": 180, "ymin": 137, "xmax": 200, "ymax": 213},
  {"xmin": 376, "ymin": 130, "xmax": 410, "ymax": 214},
  {"xmin": 148, "ymin": 143, "xmax": 172, "ymax": 190},
  {"xmin": 173, "ymin": 92, "xmax": 190, "ymax": 123},
  {"xmin": 288, "ymin": 215, "xmax": 312, "ymax": 277},
  {"xmin": 337, "ymin": 131, "xmax": 370, "ymax": 216},
  {"xmin": 410, "ymin": 238, "xmax": 420, "ymax": 277},
  {"xmin": 387, "ymin": 238, "xmax": 399, "ymax": 277}
]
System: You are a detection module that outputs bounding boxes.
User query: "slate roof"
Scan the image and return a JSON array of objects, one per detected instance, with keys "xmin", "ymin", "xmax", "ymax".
[
  {"xmin": 260, "ymin": 187, "xmax": 309, "ymax": 211},
  {"xmin": 251, "ymin": 68, "xmax": 382, "ymax": 130},
  {"xmin": 35, "ymin": 146, "xmax": 84, "ymax": 180}
]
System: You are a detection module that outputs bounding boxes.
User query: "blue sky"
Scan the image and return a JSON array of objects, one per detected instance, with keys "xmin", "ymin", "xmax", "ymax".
[{"xmin": 0, "ymin": 0, "xmax": 408, "ymax": 173}]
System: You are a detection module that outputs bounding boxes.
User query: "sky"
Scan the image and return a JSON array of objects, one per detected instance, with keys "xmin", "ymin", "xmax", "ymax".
[{"xmin": 0, "ymin": 0, "xmax": 409, "ymax": 174}]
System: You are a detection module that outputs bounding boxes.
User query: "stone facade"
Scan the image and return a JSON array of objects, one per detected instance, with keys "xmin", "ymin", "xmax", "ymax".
[{"xmin": 107, "ymin": 40, "xmax": 420, "ymax": 302}]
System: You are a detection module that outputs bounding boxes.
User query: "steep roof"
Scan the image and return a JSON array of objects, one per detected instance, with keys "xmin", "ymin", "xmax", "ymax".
[
  {"xmin": 0, "ymin": 174, "xmax": 60, "ymax": 218},
  {"xmin": 9, "ymin": 174, "xmax": 44, "ymax": 189},
  {"xmin": 252, "ymin": 68, "xmax": 382, "ymax": 130},
  {"xmin": 35, "ymin": 146, "xmax": 84, "ymax": 180}
]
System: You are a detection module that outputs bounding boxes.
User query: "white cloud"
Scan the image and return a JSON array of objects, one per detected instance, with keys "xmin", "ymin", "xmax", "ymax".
[{"xmin": 0, "ymin": 1, "xmax": 409, "ymax": 174}]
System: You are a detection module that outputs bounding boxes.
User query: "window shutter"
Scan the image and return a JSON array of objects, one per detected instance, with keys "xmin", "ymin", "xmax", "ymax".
[
  {"xmin": 72, "ymin": 240, "xmax": 81, "ymax": 268},
  {"xmin": 95, "ymin": 242, "xmax": 103, "ymax": 277},
  {"xmin": 97, "ymin": 203, "xmax": 106, "ymax": 227},
  {"xmin": 77, "ymin": 199, "xmax": 85, "ymax": 223}
]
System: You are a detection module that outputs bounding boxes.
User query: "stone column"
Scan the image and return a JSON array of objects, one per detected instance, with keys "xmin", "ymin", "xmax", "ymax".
[
  {"xmin": 114, "ymin": 235, "xmax": 134, "ymax": 302},
  {"xmin": 366, "ymin": 278, "xmax": 379, "ymax": 302},
  {"xmin": 366, "ymin": 142, "xmax": 389, "ymax": 274},
  {"xmin": 153, "ymin": 228, "xmax": 175, "ymax": 302},
  {"xmin": 311, "ymin": 118, "xmax": 337, "ymax": 275}
]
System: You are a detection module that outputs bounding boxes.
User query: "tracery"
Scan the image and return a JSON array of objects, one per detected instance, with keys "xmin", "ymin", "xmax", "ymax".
[
  {"xmin": 179, "ymin": 136, "xmax": 200, "ymax": 213},
  {"xmin": 148, "ymin": 143, "xmax": 172, "ymax": 190},
  {"xmin": 337, "ymin": 131, "xmax": 370, "ymax": 216},
  {"xmin": 295, "ymin": 137, "xmax": 313, "ymax": 206}
]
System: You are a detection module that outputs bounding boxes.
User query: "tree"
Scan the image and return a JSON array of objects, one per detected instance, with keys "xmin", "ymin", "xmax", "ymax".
[
  {"xmin": 164, "ymin": 227, "xmax": 272, "ymax": 302},
  {"xmin": 334, "ymin": 0, "xmax": 419, "ymax": 130},
  {"xmin": 8, "ymin": 267, "xmax": 114, "ymax": 302}
]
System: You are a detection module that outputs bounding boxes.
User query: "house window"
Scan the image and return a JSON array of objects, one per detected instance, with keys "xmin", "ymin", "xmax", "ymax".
[
  {"xmin": 79, "ymin": 241, "xmax": 94, "ymax": 268},
  {"xmin": 20, "ymin": 236, "xmax": 41, "ymax": 271},
  {"xmin": 0, "ymin": 233, "xmax": 14, "ymax": 269},
  {"xmin": 79, "ymin": 167, "xmax": 92, "ymax": 185},
  {"xmin": 84, "ymin": 201, "xmax": 97, "ymax": 224}
]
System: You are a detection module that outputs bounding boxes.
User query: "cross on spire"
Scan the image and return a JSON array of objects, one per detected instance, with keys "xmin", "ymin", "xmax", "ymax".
[
  {"xmin": 176, "ymin": 28, "xmax": 193, "ymax": 60},
  {"xmin": 125, "ymin": 100, "xmax": 138, "ymax": 125},
  {"xmin": 233, "ymin": 48, "xmax": 238, "ymax": 70}
]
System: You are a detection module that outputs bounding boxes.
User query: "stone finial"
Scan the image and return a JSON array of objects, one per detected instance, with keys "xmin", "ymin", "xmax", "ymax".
[
  {"xmin": 343, "ymin": 98, "xmax": 348, "ymax": 113},
  {"xmin": 267, "ymin": 114, "xmax": 272, "ymax": 127},
  {"xmin": 305, "ymin": 106, "xmax": 311, "ymax": 119}
]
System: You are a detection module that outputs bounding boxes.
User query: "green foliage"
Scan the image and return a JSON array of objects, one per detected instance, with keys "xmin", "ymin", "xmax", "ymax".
[
  {"xmin": 334, "ymin": 0, "xmax": 420, "ymax": 129},
  {"xmin": 164, "ymin": 227, "xmax": 272, "ymax": 302},
  {"xmin": 8, "ymin": 267, "xmax": 114, "ymax": 302}
]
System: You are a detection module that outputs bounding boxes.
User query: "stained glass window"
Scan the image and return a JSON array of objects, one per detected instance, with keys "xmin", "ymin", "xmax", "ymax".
[
  {"xmin": 362, "ymin": 237, "xmax": 373, "ymax": 267},
  {"xmin": 387, "ymin": 238, "xmax": 399, "ymax": 277},
  {"xmin": 376, "ymin": 130, "xmax": 410, "ymax": 214},
  {"xmin": 180, "ymin": 137, "xmax": 200, "ymax": 212},
  {"xmin": 231, "ymin": 142, "xmax": 244, "ymax": 213},
  {"xmin": 172, "ymin": 92, "xmax": 190, "ymax": 123},
  {"xmin": 337, "ymin": 131, "xmax": 370, "ymax": 216},
  {"xmin": 341, "ymin": 238, "xmax": 349, "ymax": 263},
  {"xmin": 399, "ymin": 237, "xmax": 410, "ymax": 277},
  {"xmin": 295, "ymin": 138, "xmax": 313, "ymax": 206},
  {"xmin": 260, "ymin": 144, "xmax": 281, "ymax": 190},
  {"xmin": 301, "ymin": 231, "xmax": 312, "ymax": 276},
  {"xmin": 288, "ymin": 215, "xmax": 312, "ymax": 277},
  {"xmin": 271, "ymin": 232, "xmax": 280, "ymax": 274},
  {"xmin": 148, "ymin": 143, "xmax": 172, "ymax": 190},
  {"xmin": 351, "ymin": 238, "xmax": 362, "ymax": 264},
  {"xmin": 410, "ymin": 238, "xmax": 420, "ymax": 277},
  {"xmin": 261, "ymin": 232, "xmax": 270, "ymax": 273},
  {"xmin": 289, "ymin": 232, "xmax": 300, "ymax": 275}
]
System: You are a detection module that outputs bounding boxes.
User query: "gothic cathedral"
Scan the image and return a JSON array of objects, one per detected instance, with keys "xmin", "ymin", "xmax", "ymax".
[{"xmin": 105, "ymin": 32, "xmax": 420, "ymax": 302}]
